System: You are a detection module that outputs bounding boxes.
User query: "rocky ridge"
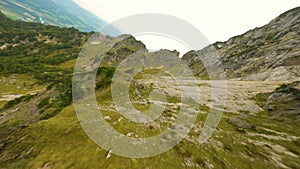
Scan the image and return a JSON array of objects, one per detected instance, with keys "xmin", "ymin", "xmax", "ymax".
[{"xmin": 182, "ymin": 7, "xmax": 300, "ymax": 82}]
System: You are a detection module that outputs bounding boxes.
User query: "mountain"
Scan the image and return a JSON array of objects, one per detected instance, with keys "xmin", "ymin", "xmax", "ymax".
[
  {"xmin": 0, "ymin": 0, "xmax": 107, "ymax": 32},
  {"xmin": 183, "ymin": 7, "xmax": 300, "ymax": 82},
  {"xmin": 0, "ymin": 7, "xmax": 300, "ymax": 169}
]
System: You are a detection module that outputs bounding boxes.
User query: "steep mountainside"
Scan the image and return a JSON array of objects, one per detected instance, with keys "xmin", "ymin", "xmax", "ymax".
[
  {"xmin": 183, "ymin": 7, "xmax": 300, "ymax": 81},
  {"xmin": 0, "ymin": 0, "xmax": 107, "ymax": 32}
]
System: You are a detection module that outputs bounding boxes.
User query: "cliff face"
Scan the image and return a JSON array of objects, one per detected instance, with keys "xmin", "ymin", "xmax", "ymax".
[
  {"xmin": 101, "ymin": 36, "xmax": 147, "ymax": 67},
  {"xmin": 182, "ymin": 7, "xmax": 300, "ymax": 81}
]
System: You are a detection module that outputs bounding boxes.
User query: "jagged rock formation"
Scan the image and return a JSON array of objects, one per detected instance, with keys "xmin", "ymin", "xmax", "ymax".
[
  {"xmin": 102, "ymin": 36, "xmax": 146, "ymax": 66},
  {"xmin": 182, "ymin": 7, "xmax": 300, "ymax": 81}
]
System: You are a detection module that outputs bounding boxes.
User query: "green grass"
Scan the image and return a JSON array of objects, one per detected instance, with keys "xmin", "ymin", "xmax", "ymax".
[
  {"xmin": 0, "ymin": 7, "xmax": 17, "ymax": 20},
  {"xmin": 0, "ymin": 104, "xmax": 186, "ymax": 169},
  {"xmin": 1, "ymin": 84, "xmax": 300, "ymax": 168},
  {"xmin": 0, "ymin": 101, "xmax": 6, "ymax": 109},
  {"xmin": 254, "ymin": 93, "xmax": 268, "ymax": 107},
  {"xmin": 3, "ymin": 12, "xmax": 17, "ymax": 20},
  {"xmin": 57, "ymin": 59, "xmax": 76, "ymax": 69},
  {"xmin": 0, "ymin": 69, "xmax": 299, "ymax": 168},
  {"xmin": 0, "ymin": 74, "xmax": 46, "ymax": 112},
  {"xmin": 0, "ymin": 74, "xmax": 45, "ymax": 97}
]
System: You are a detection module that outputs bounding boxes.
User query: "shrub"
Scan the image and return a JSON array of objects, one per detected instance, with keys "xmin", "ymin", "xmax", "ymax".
[{"xmin": 38, "ymin": 97, "xmax": 50, "ymax": 109}]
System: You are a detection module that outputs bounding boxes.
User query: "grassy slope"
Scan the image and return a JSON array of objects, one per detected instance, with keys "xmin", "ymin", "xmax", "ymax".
[
  {"xmin": 1, "ymin": 84, "xmax": 299, "ymax": 169},
  {"xmin": 0, "ymin": 0, "xmax": 107, "ymax": 32},
  {"xmin": 0, "ymin": 74, "xmax": 46, "ymax": 109}
]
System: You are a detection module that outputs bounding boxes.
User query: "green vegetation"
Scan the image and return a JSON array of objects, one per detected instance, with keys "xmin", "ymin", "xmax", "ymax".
[
  {"xmin": 0, "ymin": 74, "xmax": 46, "ymax": 110},
  {"xmin": 96, "ymin": 67, "xmax": 116, "ymax": 89},
  {"xmin": 0, "ymin": 0, "xmax": 108, "ymax": 32},
  {"xmin": 1, "ymin": 82, "xmax": 299, "ymax": 168},
  {"xmin": 0, "ymin": 9, "xmax": 300, "ymax": 169},
  {"xmin": 0, "ymin": 13, "xmax": 87, "ymax": 146},
  {"xmin": 0, "ymin": 94, "xmax": 34, "ymax": 111},
  {"xmin": 254, "ymin": 93, "xmax": 268, "ymax": 107},
  {"xmin": 38, "ymin": 97, "xmax": 50, "ymax": 109}
]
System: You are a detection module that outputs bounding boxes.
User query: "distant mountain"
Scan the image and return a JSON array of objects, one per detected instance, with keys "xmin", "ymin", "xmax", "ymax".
[
  {"xmin": 182, "ymin": 7, "xmax": 300, "ymax": 82},
  {"xmin": 0, "ymin": 0, "xmax": 107, "ymax": 32}
]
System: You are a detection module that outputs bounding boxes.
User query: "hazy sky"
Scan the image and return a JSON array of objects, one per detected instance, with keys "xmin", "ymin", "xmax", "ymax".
[{"xmin": 74, "ymin": 0, "xmax": 299, "ymax": 55}]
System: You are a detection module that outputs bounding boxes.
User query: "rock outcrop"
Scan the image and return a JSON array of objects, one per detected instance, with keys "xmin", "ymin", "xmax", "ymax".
[
  {"xmin": 182, "ymin": 7, "xmax": 300, "ymax": 82},
  {"xmin": 264, "ymin": 81, "xmax": 300, "ymax": 121}
]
